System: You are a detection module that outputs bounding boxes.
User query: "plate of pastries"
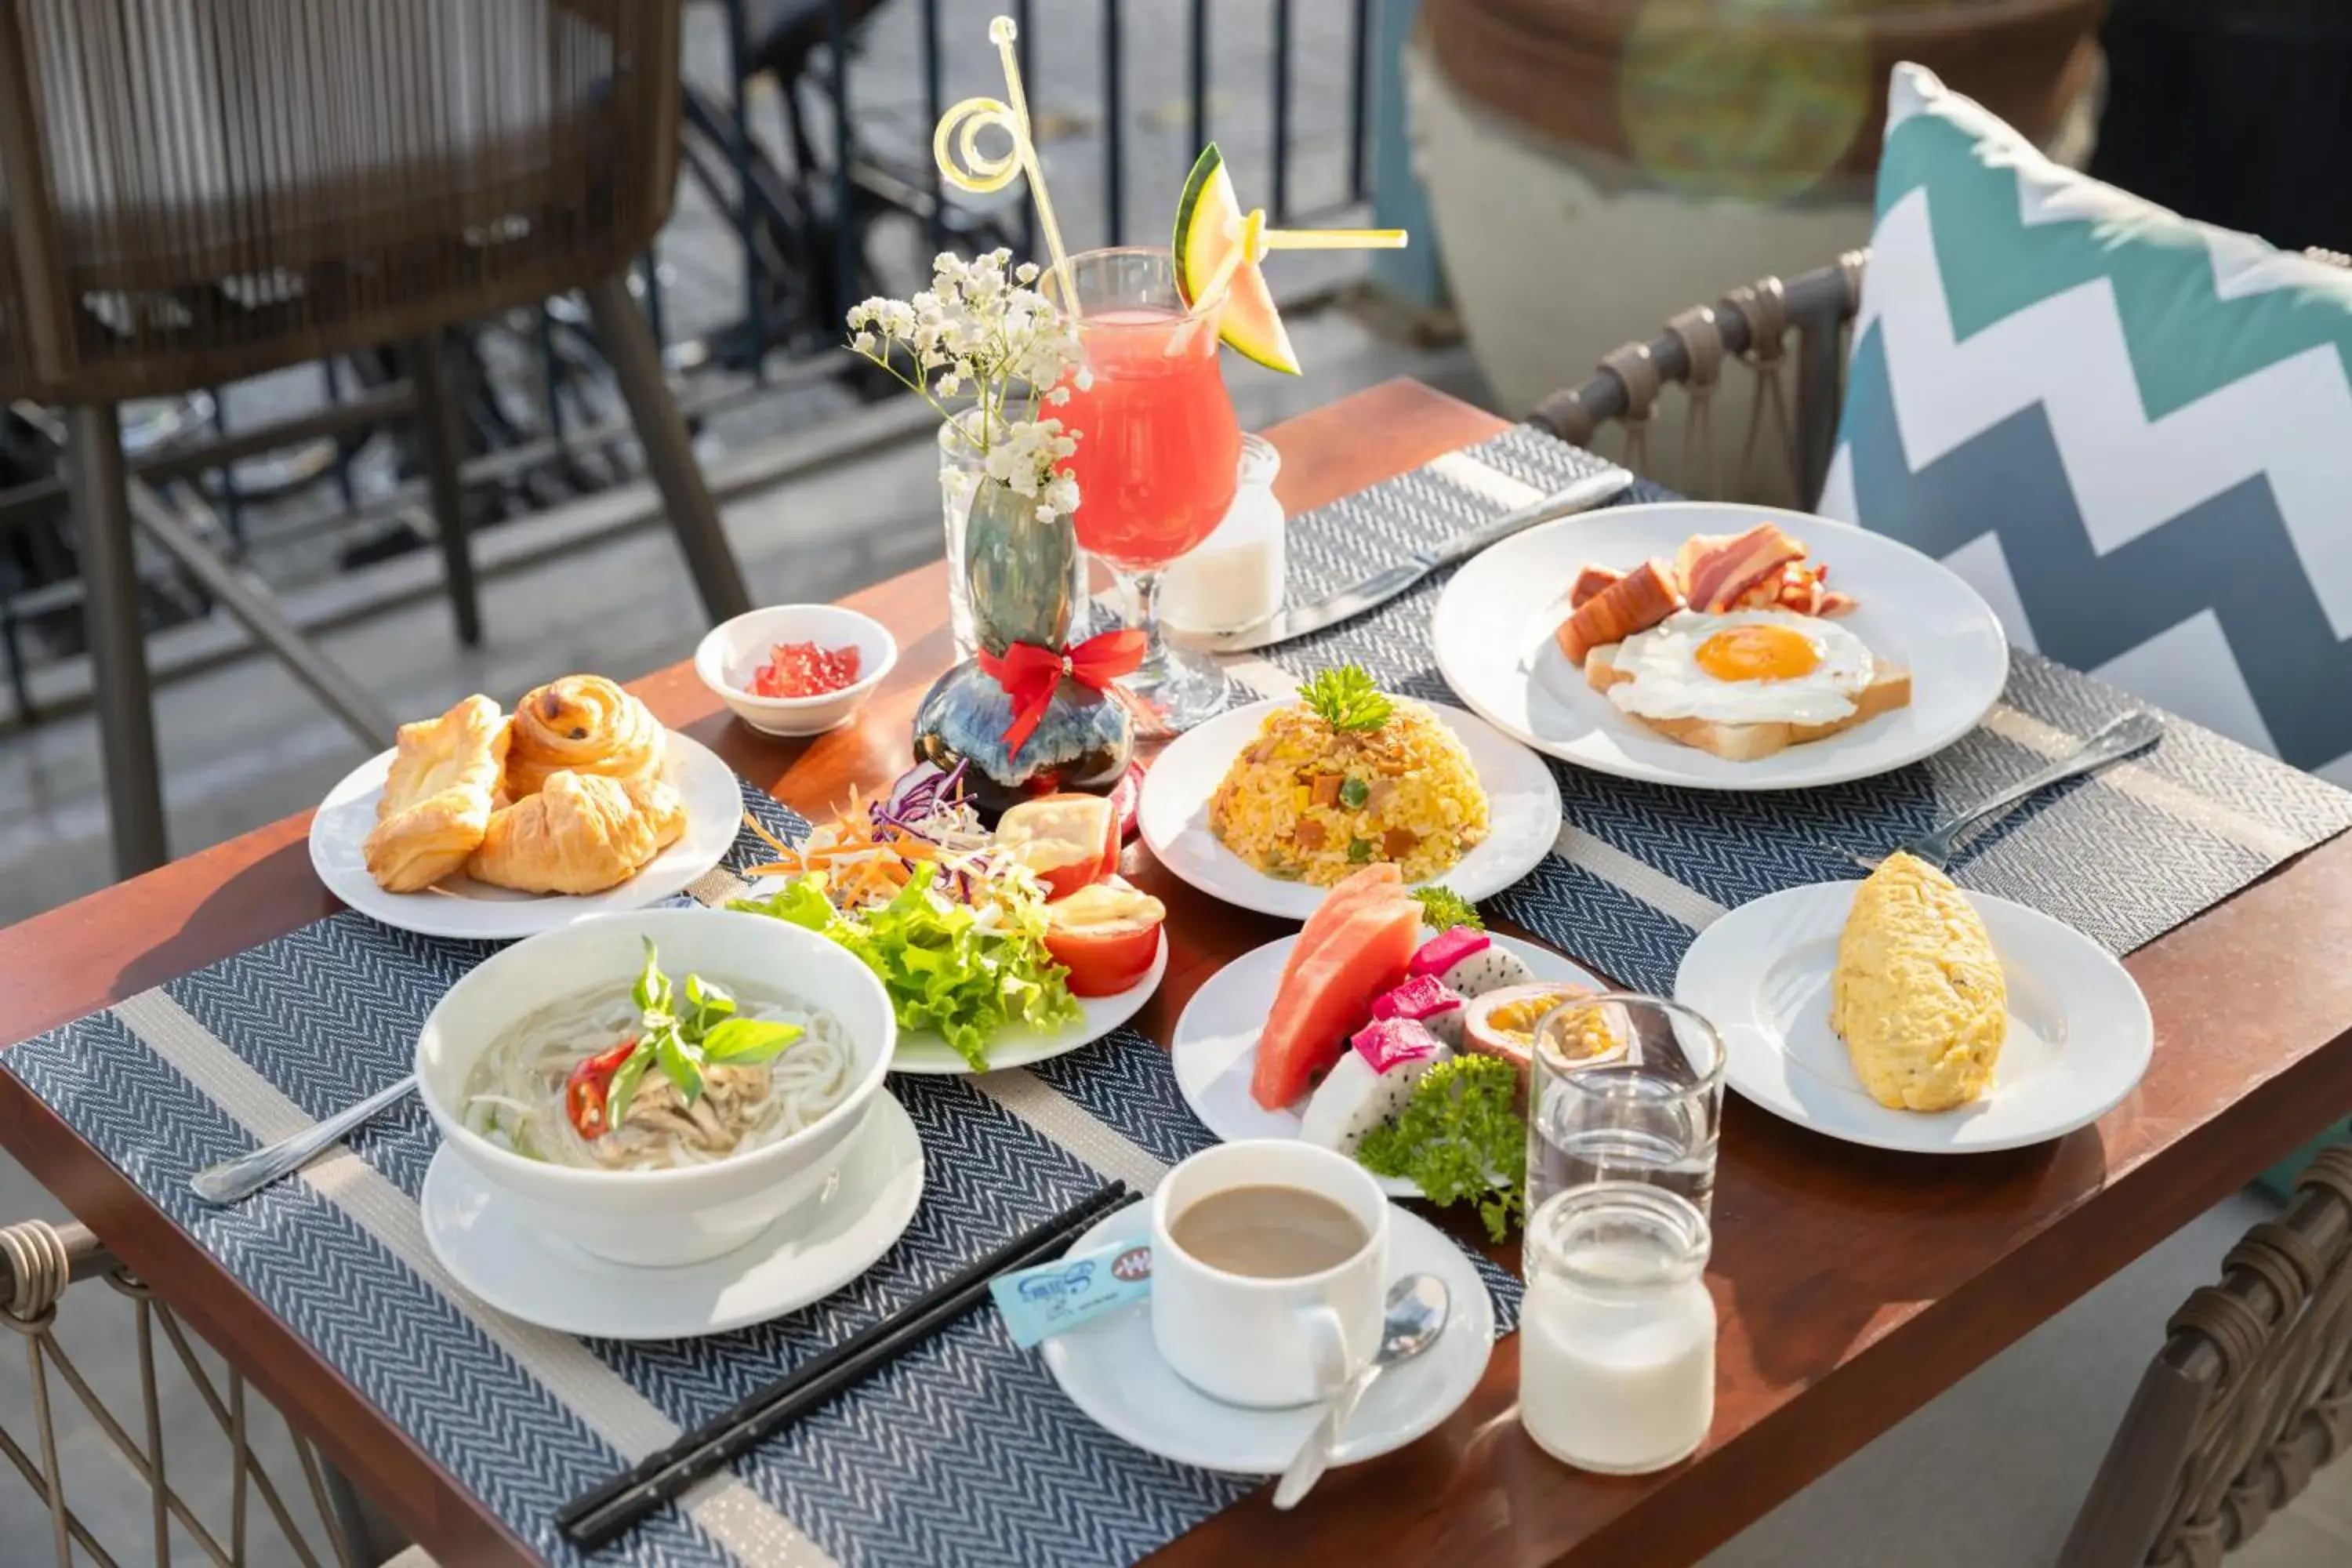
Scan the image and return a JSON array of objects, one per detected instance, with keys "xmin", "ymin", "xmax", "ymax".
[{"xmin": 309, "ymin": 674, "xmax": 742, "ymax": 938}]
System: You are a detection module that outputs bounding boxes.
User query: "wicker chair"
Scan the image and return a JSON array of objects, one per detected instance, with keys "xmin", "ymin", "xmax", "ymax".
[
  {"xmin": 0, "ymin": 0, "xmax": 753, "ymax": 877},
  {"xmin": 1533, "ymin": 258, "xmax": 2352, "ymax": 1567}
]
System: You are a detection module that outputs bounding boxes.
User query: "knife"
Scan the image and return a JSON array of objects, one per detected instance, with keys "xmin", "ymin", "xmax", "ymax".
[{"xmin": 1180, "ymin": 463, "xmax": 1635, "ymax": 655}]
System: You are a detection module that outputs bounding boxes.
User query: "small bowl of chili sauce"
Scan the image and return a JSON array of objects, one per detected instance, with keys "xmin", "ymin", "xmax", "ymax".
[{"xmin": 695, "ymin": 604, "xmax": 897, "ymax": 736}]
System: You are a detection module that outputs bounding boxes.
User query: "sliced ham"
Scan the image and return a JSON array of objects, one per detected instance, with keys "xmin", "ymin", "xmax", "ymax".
[
  {"xmin": 1555, "ymin": 558, "xmax": 1683, "ymax": 667},
  {"xmin": 1679, "ymin": 523, "xmax": 1806, "ymax": 612}
]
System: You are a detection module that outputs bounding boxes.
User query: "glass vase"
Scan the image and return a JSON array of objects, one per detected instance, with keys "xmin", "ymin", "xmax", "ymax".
[{"xmin": 939, "ymin": 410, "xmax": 1089, "ymax": 661}]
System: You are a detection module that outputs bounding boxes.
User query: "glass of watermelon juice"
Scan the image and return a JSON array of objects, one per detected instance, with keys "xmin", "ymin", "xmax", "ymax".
[{"xmin": 1046, "ymin": 247, "xmax": 1242, "ymax": 735}]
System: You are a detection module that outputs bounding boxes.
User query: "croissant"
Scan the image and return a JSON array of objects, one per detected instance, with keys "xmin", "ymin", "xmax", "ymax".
[
  {"xmin": 362, "ymin": 695, "xmax": 511, "ymax": 892},
  {"xmin": 466, "ymin": 771, "xmax": 687, "ymax": 895},
  {"xmin": 504, "ymin": 675, "xmax": 665, "ymax": 799}
]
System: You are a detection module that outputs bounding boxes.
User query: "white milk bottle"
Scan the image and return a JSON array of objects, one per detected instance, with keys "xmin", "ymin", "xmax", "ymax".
[
  {"xmin": 1160, "ymin": 434, "xmax": 1285, "ymax": 635},
  {"xmin": 1519, "ymin": 1181, "xmax": 1715, "ymax": 1474}
]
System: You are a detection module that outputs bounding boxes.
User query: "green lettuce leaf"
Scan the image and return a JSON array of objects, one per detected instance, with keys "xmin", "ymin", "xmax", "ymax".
[{"xmin": 731, "ymin": 865, "xmax": 1076, "ymax": 1070}]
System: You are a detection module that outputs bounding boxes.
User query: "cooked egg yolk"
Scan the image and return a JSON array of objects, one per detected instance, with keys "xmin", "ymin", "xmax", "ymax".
[{"xmin": 1695, "ymin": 623, "xmax": 1821, "ymax": 682}]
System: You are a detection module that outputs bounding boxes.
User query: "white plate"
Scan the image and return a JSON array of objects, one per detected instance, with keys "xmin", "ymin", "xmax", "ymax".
[
  {"xmin": 310, "ymin": 730, "xmax": 742, "ymax": 940},
  {"xmin": 1137, "ymin": 697, "xmax": 1563, "ymax": 920},
  {"xmin": 890, "ymin": 931, "xmax": 1169, "ymax": 1075},
  {"xmin": 1171, "ymin": 931, "xmax": 1606, "ymax": 1197},
  {"xmin": 1432, "ymin": 501, "xmax": 2009, "ymax": 790},
  {"xmin": 420, "ymin": 1091, "xmax": 925, "ymax": 1338},
  {"xmin": 1674, "ymin": 881, "xmax": 2153, "ymax": 1153},
  {"xmin": 1040, "ymin": 1199, "xmax": 1494, "ymax": 1473}
]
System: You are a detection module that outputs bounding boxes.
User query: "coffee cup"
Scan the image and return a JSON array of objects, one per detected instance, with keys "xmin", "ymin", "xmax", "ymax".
[{"xmin": 1149, "ymin": 1140, "xmax": 1392, "ymax": 1409}]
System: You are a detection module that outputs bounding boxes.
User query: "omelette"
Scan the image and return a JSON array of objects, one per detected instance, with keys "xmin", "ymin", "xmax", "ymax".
[{"xmin": 1829, "ymin": 852, "xmax": 2007, "ymax": 1112}]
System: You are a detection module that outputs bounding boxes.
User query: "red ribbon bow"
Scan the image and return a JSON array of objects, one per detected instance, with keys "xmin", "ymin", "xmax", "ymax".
[{"xmin": 977, "ymin": 629, "xmax": 1146, "ymax": 752}]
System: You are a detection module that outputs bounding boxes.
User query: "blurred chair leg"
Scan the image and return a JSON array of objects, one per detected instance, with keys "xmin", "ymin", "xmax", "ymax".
[
  {"xmin": 405, "ymin": 332, "xmax": 482, "ymax": 647},
  {"xmin": 64, "ymin": 403, "xmax": 168, "ymax": 877},
  {"xmin": 583, "ymin": 273, "xmax": 753, "ymax": 625}
]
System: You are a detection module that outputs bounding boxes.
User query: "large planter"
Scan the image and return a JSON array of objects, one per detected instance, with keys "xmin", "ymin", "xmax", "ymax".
[{"xmin": 1413, "ymin": 0, "xmax": 2101, "ymax": 501}]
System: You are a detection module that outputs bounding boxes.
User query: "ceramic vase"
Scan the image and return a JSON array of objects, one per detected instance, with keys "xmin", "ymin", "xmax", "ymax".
[{"xmin": 913, "ymin": 475, "xmax": 1131, "ymax": 816}]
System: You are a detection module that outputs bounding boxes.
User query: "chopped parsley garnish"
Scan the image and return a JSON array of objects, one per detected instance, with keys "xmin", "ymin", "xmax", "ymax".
[{"xmin": 1299, "ymin": 664, "xmax": 1393, "ymax": 733}]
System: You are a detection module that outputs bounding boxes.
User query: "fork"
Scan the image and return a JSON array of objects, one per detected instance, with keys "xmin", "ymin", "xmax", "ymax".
[{"xmin": 1886, "ymin": 710, "xmax": 2165, "ymax": 870}]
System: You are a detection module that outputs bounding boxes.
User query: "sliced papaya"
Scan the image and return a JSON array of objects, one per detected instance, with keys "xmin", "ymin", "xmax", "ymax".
[{"xmin": 1173, "ymin": 143, "xmax": 1302, "ymax": 376}]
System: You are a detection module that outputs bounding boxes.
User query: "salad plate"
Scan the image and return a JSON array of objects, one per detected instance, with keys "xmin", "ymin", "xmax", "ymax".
[
  {"xmin": 891, "ymin": 931, "xmax": 1167, "ymax": 1075},
  {"xmin": 310, "ymin": 729, "xmax": 742, "ymax": 941},
  {"xmin": 1040, "ymin": 1199, "xmax": 1494, "ymax": 1472},
  {"xmin": 1137, "ymin": 695, "xmax": 1562, "ymax": 922},
  {"xmin": 1675, "ymin": 880, "xmax": 2153, "ymax": 1154},
  {"xmin": 1171, "ymin": 930, "xmax": 1603, "ymax": 1197},
  {"xmin": 419, "ymin": 1092, "xmax": 925, "ymax": 1338}
]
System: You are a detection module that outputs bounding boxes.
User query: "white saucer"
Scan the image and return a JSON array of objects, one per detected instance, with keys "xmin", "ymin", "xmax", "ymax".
[
  {"xmin": 891, "ymin": 931, "xmax": 1168, "ymax": 1074},
  {"xmin": 310, "ymin": 729, "xmax": 743, "ymax": 940},
  {"xmin": 1675, "ymin": 881, "xmax": 2153, "ymax": 1153},
  {"xmin": 420, "ymin": 1092, "xmax": 925, "ymax": 1338},
  {"xmin": 1040, "ymin": 1199, "xmax": 1494, "ymax": 1473},
  {"xmin": 1137, "ymin": 697, "xmax": 1563, "ymax": 921},
  {"xmin": 1171, "ymin": 931, "xmax": 1605, "ymax": 1198}
]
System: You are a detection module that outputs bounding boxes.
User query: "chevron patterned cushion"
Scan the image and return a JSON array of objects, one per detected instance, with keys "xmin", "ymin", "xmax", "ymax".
[{"xmin": 1820, "ymin": 63, "xmax": 2352, "ymax": 786}]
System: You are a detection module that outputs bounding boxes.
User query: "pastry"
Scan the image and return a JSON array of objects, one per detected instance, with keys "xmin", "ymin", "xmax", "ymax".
[
  {"xmin": 1829, "ymin": 851, "xmax": 2008, "ymax": 1112},
  {"xmin": 504, "ymin": 674, "xmax": 665, "ymax": 799},
  {"xmin": 362, "ymin": 695, "xmax": 510, "ymax": 892},
  {"xmin": 467, "ymin": 771, "xmax": 686, "ymax": 895}
]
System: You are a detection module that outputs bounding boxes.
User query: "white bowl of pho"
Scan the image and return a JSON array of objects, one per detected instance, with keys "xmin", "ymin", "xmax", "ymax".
[{"xmin": 414, "ymin": 907, "xmax": 894, "ymax": 1268}]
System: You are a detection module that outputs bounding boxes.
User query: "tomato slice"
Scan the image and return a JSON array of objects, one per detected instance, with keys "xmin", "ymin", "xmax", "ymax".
[
  {"xmin": 564, "ymin": 1038, "xmax": 639, "ymax": 1140},
  {"xmin": 997, "ymin": 793, "xmax": 1120, "ymax": 900},
  {"xmin": 1044, "ymin": 880, "xmax": 1167, "ymax": 996}
]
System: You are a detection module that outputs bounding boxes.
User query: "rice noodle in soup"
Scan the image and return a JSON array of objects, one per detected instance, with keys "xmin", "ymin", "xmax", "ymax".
[{"xmin": 459, "ymin": 981, "xmax": 855, "ymax": 1171}]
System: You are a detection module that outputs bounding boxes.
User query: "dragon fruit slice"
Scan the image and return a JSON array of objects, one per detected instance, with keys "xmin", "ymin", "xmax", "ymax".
[
  {"xmin": 1432, "ymin": 940, "xmax": 1536, "ymax": 1000},
  {"xmin": 1298, "ymin": 1019, "xmax": 1453, "ymax": 1156},
  {"xmin": 1409, "ymin": 924, "xmax": 1490, "ymax": 982},
  {"xmin": 1370, "ymin": 974, "xmax": 1468, "ymax": 1049}
]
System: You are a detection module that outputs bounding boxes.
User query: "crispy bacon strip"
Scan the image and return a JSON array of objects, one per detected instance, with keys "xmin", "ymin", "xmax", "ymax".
[
  {"xmin": 1570, "ymin": 564, "xmax": 1624, "ymax": 608},
  {"xmin": 1679, "ymin": 523, "xmax": 1806, "ymax": 613},
  {"xmin": 1555, "ymin": 558, "xmax": 1683, "ymax": 667}
]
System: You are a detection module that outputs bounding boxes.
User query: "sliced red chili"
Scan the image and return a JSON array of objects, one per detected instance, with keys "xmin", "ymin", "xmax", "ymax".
[{"xmin": 564, "ymin": 1037, "xmax": 639, "ymax": 1140}]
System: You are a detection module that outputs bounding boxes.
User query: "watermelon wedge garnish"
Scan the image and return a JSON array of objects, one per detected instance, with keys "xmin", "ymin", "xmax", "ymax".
[{"xmin": 1173, "ymin": 143, "xmax": 1302, "ymax": 376}]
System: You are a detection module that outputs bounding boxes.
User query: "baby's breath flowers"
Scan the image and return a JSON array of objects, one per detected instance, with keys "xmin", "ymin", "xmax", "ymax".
[{"xmin": 847, "ymin": 249, "xmax": 1084, "ymax": 521}]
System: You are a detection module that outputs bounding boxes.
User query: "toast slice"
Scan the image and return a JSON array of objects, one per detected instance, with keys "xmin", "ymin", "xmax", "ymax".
[{"xmin": 1584, "ymin": 645, "xmax": 1913, "ymax": 761}]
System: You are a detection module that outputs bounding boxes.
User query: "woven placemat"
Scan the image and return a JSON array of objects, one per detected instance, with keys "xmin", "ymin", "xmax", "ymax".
[
  {"xmin": 2, "ymin": 779, "xmax": 1519, "ymax": 1568},
  {"xmin": 1215, "ymin": 424, "xmax": 2352, "ymax": 992}
]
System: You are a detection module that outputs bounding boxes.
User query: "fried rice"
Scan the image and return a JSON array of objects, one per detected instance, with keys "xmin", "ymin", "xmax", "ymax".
[{"xmin": 1208, "ymin": 696, "xmax": 1489, "ymax": 885}]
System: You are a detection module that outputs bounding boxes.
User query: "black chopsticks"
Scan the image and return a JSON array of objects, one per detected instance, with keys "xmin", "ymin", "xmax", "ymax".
[{"xmin": 556, "ymin": 1178, "xmax": 1136, "ymax": 1552}]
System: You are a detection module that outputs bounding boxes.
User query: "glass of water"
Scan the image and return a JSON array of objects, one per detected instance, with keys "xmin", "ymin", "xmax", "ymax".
[{"xmin": 1527, "ymin": 994, "xmax": 1725, "ymax": 1218}]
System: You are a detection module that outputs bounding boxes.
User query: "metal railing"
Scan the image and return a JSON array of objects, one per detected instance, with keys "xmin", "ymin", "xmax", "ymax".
[{"xmin": 0, "ymin": 0, "xmax": 1381, "ymax": 730}]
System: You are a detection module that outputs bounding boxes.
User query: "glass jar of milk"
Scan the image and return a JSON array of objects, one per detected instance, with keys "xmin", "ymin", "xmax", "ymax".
[
  {"xmin": 1160, "ymin": 434, "xmax": 1284, "ymax": 635},
  {"xmin": 1519, "ymin": 1181, "xmax": 1715, "ymax": 1475}
]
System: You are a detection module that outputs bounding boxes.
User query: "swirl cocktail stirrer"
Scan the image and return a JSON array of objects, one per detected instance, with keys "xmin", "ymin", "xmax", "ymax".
[{"xmin": 934, "ymin": 17, "xmax": 1076, "ymax": 302}]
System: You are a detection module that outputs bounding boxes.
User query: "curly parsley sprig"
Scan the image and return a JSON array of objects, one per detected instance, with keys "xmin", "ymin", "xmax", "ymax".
[
  {"xmin": 1356, "ymin": 1055, "xmax": 1526, "ymax": 1241},
  {"xmin": 1298, "ymin": 664, "xmax": 1394, "ymax": 733},
  {"xmin": 1410, "ymin": 886, "xmax": 1486, "ymax": 933}
]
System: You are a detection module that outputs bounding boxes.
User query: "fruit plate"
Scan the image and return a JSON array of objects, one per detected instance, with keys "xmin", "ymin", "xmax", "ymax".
[
  {"xmin": 1171, "ymin": 931, "xmax": 1604, "ymax": 1197},
  {"xmin": 890, "ymin": 932, "xmax": 1167, "ymax": 1075},
  {"xmin": 1674, "ymin": 880, "xmax": 2153, "ymax": 1153},
  {"xmin": 1137, "ymin": 697, "xmax": 1563, "ymax": 922},
  {"xmin": 1432, "ymin": 501, "xmax": 2009, "ymax": 790}
]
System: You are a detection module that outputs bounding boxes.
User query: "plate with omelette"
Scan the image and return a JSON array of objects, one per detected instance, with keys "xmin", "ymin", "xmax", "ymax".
[
  {"xmin": 309, "ymin": 674, "xmax": 742, "ymax": 939},
  {"xmin": 1672, "ymin": 854, "xmax": 2152, "ymax": 1153},
  {"xmin": 1432, "ymin": 501, "xmax": 2009, "ymax": 789}
]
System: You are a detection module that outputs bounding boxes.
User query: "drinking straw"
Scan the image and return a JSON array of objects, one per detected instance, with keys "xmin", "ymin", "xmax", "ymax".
[{"xmin": 933, "ymin": 17, "xmax": 1077, "ymax": 308}]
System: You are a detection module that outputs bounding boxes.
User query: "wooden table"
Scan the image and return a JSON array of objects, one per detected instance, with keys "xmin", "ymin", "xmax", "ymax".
[{"xmin": 5, "ymin": 379, "xmax": 2351, "ymax": 1568}]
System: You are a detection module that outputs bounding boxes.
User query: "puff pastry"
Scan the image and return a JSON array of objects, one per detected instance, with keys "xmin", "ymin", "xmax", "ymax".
[
  {"xmin": 467, "ymin": 771, "xmax": 687, "ymax": 895},
  {"xmin": 504, "ymin": 674, "xmax": 665, "ymax": 799},
  {"xmin": 362, "ymin": 695, "xmax": 512, "ymax": 892}
]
